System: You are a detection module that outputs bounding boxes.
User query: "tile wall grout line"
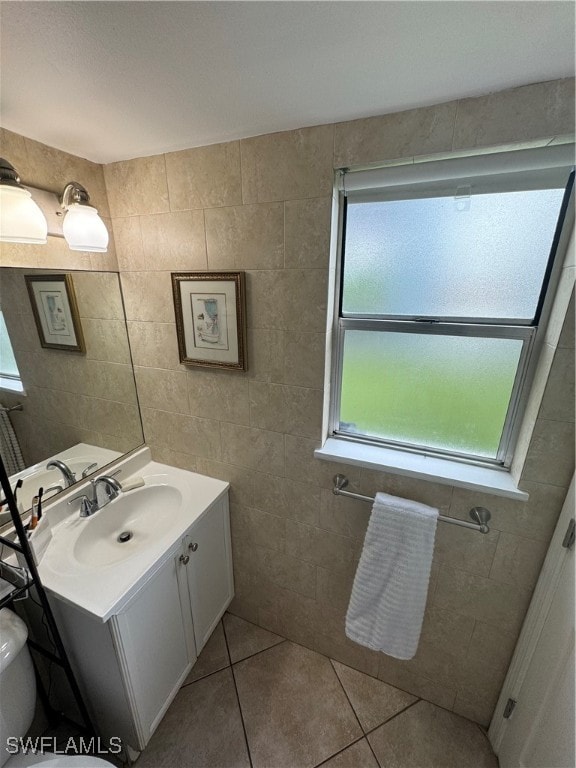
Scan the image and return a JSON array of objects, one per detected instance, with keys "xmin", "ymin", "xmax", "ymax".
[{"xmin": 221, "ymin": 616, "xmax": 254, "ymax": 768}]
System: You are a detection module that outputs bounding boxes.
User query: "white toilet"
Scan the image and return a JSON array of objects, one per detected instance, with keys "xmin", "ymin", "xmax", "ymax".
[{"xmin": 0, "ymin": 609, "xmax": 114, "ymax": 768}]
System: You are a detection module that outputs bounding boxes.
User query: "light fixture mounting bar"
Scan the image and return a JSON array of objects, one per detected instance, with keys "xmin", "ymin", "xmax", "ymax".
[{"xmin": 23, "ymin": 185, "xmax": 65, "ymax": 238}]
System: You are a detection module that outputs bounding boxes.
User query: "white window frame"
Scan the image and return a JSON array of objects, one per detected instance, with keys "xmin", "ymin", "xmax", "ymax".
[
  {"xmin": 0, "ymin": 310, "xmax": 24, "ymax": 394},
  {"xmin": 327, "ymin": 144, "xmax": 575, "ymax": 476}
]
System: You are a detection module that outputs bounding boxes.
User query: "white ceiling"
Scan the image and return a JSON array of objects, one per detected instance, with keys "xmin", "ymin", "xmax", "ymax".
[{"xmin": 1, "ymin": 1, "xmax": 574, "ymax": 164}]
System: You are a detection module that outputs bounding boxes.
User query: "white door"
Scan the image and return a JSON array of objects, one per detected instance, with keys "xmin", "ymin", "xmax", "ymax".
[
  {"xmin": 186, "ymin": 496, "xmax": 234, "ymax": 652},
  {"xmin": 113, "ymin": 549, "xmax": 196, "ymax": 748},
  {"xmin": 490, "ymin": 476, "xmax": 575, "ymax": 768}
]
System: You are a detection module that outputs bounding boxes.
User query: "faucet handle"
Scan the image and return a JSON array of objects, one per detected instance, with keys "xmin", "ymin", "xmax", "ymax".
[
  {"xmin": 81, "ymin": 462, "xmax": 98, "ymax": 479},
  {"xmin": 68, "ymin": 493, "xmax": 90, "ymax": 505},
  {"xmin": 68, "ymin": 494, "xmax": 97, "ymax": 518}
]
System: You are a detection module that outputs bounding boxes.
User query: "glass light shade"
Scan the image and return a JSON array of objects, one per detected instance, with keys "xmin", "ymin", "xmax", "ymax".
[
  {"xmin": 0, "ymin": 185, "xmax": 48, "ymax": 244},
  {"xmin": 63, "ymin": 203, "xmax": 109, "ymax": 252}
]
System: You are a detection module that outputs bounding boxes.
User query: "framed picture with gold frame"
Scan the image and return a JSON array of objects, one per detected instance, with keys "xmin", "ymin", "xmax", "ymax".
[
  {"xmin": 25, "ymin": 273, "xmax": 85, "ymax": 353},
  {"xmin": 171, "ymin": 271, "xmax": 247, "ymax": 371}
]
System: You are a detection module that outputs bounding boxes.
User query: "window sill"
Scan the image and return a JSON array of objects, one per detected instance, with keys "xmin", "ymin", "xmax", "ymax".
[
  {"xmin": 314, "ymin": 437, "xmax": 529, "ymax": 501},
  {"xmin": 0, "ymin": 377, "xmax": 24, "ymax": 394}
]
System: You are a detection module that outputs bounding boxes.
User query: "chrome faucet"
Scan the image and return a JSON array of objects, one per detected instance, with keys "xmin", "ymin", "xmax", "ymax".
[
  {"xmin": 68, "ymin": 474, "xmax": 123, "ymax": 518},
  {"xmin": 94, "ymin": 475, "xmax": 122, "ymax": 508},
  {"xmin": 46, "ymin": 459, "xmax": 76, "ymax": 488}
]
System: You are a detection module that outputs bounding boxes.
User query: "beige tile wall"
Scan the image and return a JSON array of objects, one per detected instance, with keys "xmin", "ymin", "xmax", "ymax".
[
  {"xmin": 102, "ymin": 78, "xmax": 574, "ymax": 727},
  {"xmin": 2, "ymin": 78, "xmax": 574, "ymax": 726},
  {"xmin": 101, "ymin": 78, "xmax": 575, "ymax": 727}
]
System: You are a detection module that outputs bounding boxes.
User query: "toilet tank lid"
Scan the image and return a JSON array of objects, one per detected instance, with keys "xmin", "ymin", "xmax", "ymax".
[{"xmin": 0, "ymin": 608, "xmax": 29, "ymax": 674}]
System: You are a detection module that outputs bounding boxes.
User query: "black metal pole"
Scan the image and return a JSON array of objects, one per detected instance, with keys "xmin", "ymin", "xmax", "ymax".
[{"xmin": 0, "ymin": 455, "xmax": 96, "ymax": 735}]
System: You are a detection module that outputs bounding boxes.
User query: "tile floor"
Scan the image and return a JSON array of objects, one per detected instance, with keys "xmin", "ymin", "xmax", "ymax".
[{"xmin": 136, "ymin": 612, "xmax": 499, "ymax": 768}]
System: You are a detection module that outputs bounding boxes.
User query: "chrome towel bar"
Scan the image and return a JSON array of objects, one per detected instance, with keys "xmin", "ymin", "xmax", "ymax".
[
  {"xmin": 333, "ymin": 474, "xmax": 491, "ymax": 534},
  {"xmin": 0, "ymin": 403, "xmax": 23, "ymax": 413}
]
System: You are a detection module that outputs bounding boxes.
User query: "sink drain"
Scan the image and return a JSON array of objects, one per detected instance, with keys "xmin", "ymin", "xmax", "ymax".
[{"xmin": 117, "ymin": 531, "xmax": 133, "ymax": 543}]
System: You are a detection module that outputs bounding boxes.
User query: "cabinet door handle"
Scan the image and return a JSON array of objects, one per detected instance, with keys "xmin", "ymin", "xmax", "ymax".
[
  {"xmin": 179, "ymin": 554, "xmax": 190, "ymax": 565},
  {"xmin": 188, "ymin": 542, "xmax": 199, "ymax": 552}
]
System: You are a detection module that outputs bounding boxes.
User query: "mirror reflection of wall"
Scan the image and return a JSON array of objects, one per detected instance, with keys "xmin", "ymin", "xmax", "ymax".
[{"xmin": 0, "ymin": 267, "xmax": 144, "ymax": 513}]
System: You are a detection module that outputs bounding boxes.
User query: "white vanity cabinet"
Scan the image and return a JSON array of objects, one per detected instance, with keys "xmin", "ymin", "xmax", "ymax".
[
  {"xmin": 50, "ymin": 492, "xmax": 233, "ymax": 754},
  {"xmin": 110, "ymin": 546, "xmax": 197, "ymax": 746},
  {"xmin": 185, "ymin": 496, "xmax": 234, "ymax": 652}
]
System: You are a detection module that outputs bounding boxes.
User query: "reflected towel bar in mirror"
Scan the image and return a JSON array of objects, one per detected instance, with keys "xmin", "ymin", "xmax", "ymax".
[{"xmin": 333, "ymin": 474, "xmax": 491, "ymax": 534}]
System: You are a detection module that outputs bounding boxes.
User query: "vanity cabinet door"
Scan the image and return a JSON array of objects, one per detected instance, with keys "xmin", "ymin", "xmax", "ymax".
[
  {"xmin": 185, "ymin": 494, "xmax": 234, "ymax": 653},
  {"xmin": 112, "ymin": 547, "xmax": 196, "ymax": 749}
]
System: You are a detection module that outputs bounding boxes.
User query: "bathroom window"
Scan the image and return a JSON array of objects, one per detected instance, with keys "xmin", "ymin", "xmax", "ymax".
[
  {"xmin": 330, "ymin": 146, "xmax": 574, "ymax": 467},
  {"xmin": 0, "ymin": 311, "xmax": 23, "ymax": 393}
]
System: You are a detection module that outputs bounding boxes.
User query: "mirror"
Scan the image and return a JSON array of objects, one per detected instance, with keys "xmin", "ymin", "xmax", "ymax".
[{"xmin": 0, "ymin": 267, "xmax": 144, "ymax": 519}]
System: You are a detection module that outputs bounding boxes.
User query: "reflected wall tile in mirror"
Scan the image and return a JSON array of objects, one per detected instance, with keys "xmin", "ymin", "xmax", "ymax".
[
  {"xmin": 0, "ymin": 267, "xmax": 144, "ymax": 509},
  {"xmin": 82, "ymin": 401, "xmax": 143, "ymax": 443},
  {"xmin": 73, "ymin": 271, "xmax": 125, "ymax": 320},
  {"xmin": 0, "ymin": 268, "xmax": 32, "ymax": 314},
  {"xmin": 82, "ymin": 318, "xmax": 132, "ymax": 364},
  {"xmin": 84, "ymin": 361, "xmax": 140, "ymax": 404},
  {"xmin": 1, "ymin": 313, "xmax": 37, "ymax": 353}
]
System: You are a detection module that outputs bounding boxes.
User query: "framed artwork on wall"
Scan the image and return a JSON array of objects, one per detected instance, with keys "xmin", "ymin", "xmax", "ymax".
[
  {"xmin": 171, "ymin": 271, "xmax": 247, "ymax": 371},
  {"xmin": 25, "ymin": 273, "xmax": 85, "ymax": 353}
]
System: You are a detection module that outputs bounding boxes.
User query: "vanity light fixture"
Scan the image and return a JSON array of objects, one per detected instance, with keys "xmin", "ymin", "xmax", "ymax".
[
  {"xmin": 0, "ymin": 159, "xmax": 109, "ymax": 253},
  {"xmin": 0, "ymin": 157, "xmax": 48, "ymax": 244},
  {"xmin": 60, "ymin": 182, "xmax": 109, "ymax": 252}
]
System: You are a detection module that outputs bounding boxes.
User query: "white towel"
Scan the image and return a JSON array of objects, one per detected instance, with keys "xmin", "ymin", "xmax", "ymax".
[
  {"xmin": 346, "ymin": 492, "xmax": 438, "ymax": 660},
  {"xmin": 0, "ymin": 409, "xmax": 25, "ymax": 476}
]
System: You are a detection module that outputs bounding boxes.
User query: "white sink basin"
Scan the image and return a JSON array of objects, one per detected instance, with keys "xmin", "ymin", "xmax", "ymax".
[
  {"xmin": 73, "ymin": 484, "xmax": 182, "ymax": 567},
  {"xmin": 37, "ymin": 453, "xmax": 230, "ymax": 622}
]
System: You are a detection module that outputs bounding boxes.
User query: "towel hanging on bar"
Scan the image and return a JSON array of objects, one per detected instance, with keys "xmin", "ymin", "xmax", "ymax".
[
  {"xmin": 346, "ymin": 492, "xmax": 438, "ymax": 660},
  {"xmin": 0, "ymin": 407, "xmax": 25, "ymax": 476}
]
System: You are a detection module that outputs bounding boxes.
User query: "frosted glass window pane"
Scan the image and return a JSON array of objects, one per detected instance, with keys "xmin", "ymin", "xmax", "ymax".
[
  {"xmin": 339, "ymin": 331, "xmax": 523, "ymax": 459},
  {"xmin": 0, "ymin": 312, "xmax": 20, "ymax": 378},
  {"xmin": 343, "ymin": 189, "xmax": 565, "ymax": 319}
]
